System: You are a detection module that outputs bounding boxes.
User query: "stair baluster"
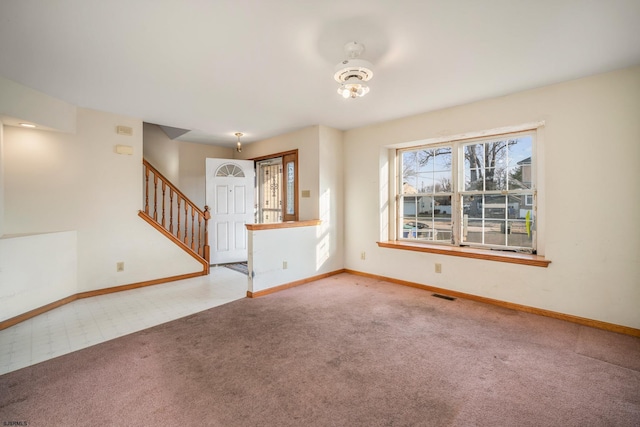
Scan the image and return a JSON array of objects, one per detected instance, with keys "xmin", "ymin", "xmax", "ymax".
[
  {"xmin": 161, "ymin": 181, "xmax": 166, "ymax": 227},
  {"xmin": 139, "ymin": 159, "xmax": 210, "ymax": 274}
]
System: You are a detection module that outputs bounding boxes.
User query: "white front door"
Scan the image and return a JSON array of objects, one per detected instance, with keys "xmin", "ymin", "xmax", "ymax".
[{"xmin": 206, "ymin": 159, "xmax": 255, "ymax": 264}]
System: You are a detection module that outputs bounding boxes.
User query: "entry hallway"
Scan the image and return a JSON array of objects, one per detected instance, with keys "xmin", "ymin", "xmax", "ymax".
[{"xmin": 0, "ymin": 266, "xmax": 247, "ymax": 375}]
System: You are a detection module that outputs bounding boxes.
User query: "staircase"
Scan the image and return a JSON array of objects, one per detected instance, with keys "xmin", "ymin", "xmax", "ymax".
[{"xmin": 138, "ymin": 159, "xmax": 211, "ymax": 274}]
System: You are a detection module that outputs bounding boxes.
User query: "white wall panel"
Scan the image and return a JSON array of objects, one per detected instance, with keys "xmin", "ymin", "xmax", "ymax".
[{"xmin": 343, "ymin": 66, "xmax": 640, "ymax": 329}]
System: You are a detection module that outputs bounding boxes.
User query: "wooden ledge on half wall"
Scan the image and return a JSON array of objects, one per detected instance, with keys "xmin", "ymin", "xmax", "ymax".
[
  {"xmin": 246, "ymin": 219, "xmax": 321, "ymax": 231},
  {"xmin": 377, "ymin": 240, "xmax": 550, "ymax": 267}
]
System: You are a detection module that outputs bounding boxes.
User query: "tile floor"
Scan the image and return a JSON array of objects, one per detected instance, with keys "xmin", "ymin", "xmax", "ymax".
[{"xmin": 0, "ymin": 266, "xmax": 247, "ymax": 376}]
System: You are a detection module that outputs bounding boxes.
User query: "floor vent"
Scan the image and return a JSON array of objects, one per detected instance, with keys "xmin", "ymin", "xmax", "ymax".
[{"xmin": 432, "ymin": 293, "xmax": 456, "ymax": 301}]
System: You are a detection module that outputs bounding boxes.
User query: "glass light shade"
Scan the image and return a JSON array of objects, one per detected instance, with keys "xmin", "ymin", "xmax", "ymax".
[{"xmin": 337, "ymin": 81, "xmax": 369, "ymax": 98}]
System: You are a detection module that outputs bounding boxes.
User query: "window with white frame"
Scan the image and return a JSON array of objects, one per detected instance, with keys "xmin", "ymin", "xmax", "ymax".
[{"xmin": 398, "ymin": 131, "xmax": 536, "ymax": 252}]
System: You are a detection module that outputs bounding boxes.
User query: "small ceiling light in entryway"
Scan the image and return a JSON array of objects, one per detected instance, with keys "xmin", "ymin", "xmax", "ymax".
[
  {"xmin": 235, "ymin": 132, "xmax": 243, "ymax": 152},
  {"xmin": 334, "ymin": 41, "xmax": 374, "ymax": 99}
]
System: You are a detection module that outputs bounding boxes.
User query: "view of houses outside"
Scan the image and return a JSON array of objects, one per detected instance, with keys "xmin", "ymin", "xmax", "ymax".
[
  {"xmin": 400, "ymin": 135, "xmax": 534, "ymax": 250},
  {"xmin": 401, "ymin": 146, "xmax": 453, "ymax": 243}
]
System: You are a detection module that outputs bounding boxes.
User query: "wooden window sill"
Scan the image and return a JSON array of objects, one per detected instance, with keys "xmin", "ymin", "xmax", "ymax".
[
  {"xmin": 246, "ymin": 220, "xmax": 321, "ymax": 231},
  {"xmin": 377, "ymin": 240, "xmax": 551, "ymax": 267}
]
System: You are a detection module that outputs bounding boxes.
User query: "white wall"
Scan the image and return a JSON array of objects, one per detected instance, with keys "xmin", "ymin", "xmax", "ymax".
[
  {"xmin": 0, "ymin": 76, "xmax": 76, "ymax": 133},
  {"xmin": 240, "ymin": 125, "xmax": 344, "ymax": 293},
  {"xmin": 0, "ymin": 76, "xmax": 77, "ymax": 238},
  {"xmin": 143, "ymin": 123, "xmax": 233, "ymax": 208},
  {"xmin": 0, "ymin": 122, "xmax": 4, "ymax": 237},
  {"xmin": 236, "ymin": 126, "xmax": 320, "ymax": 221},
  {"xmin": 142, "ymin": 123, "xmax": 181, "ymax": 185},
  {"xmin": 2, "ymin": 101, "xmax": 203, "ymax": 305},
  {"xmin": 0, "ymin": 231, "xmax": 77, "ymax": 321},
  {"xmin": 248, "ymin": 225, "xmax": 321, "ymax": 293},
  {"xmin": 178, "ymin": 139, "xmax": 233, "ymax": 208},
  {"xmin": 318, "ymin": 125, "xmax": 344, "ymax": 274},
  {"xmin": 344, "ymin": 66, "xmax": 640, "ymax": 329}
]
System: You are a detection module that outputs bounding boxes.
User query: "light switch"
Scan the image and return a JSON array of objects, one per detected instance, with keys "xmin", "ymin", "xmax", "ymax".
[
  {"xmin": 115, "ymin": 145, "xmax": 134, "ymax": 155},
  {"xmin": 116, "ymin": 125, "xmax": 133, "ymax": 136}
]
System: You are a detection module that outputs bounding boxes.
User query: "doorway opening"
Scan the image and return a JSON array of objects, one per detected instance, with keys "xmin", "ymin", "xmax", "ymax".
[{"xmin": 254, "ymin": 150, "xmax": 298, "ymax": 223}]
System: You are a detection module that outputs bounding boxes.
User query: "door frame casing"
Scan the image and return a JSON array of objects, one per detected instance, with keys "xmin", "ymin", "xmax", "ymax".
[
  {"xmin": 252, "ymin": 149, "xmax": 299, "ymax": 223},
  {"xmin": 205, "ymin": 158, "xmax": 255, "ymax": 264}
]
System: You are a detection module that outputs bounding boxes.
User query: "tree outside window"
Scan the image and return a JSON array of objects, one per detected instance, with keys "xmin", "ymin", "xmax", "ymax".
[{"xmin": 398, "ymin": 132, "xmax": 535, "ymax": 252}]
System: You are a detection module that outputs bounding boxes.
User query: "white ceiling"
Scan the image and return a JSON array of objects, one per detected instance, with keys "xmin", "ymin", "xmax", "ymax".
[{"xmin": 1, "ymin": 0, "xmax": 639, "ymax": 148}]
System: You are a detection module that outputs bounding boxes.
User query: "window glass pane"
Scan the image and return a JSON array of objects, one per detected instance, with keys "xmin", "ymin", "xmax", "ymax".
[
  {"xmin": 402, "ymin": 219, "xmax": 428, "ymax": 239},
  {"xmin": 506, "ymin": 219, "xmax": 533, "ymax": 248},
  {"xmin": 485, "ymin": 166, "xmax": 501, "ymax": 190},
  {"xmin": 415, "ymin": 150, "xmax": 433, "ymax": 193},
  {"xmin": 484, "ymin": 194, "xmax": 506, "ymax": 219},
  {"xmin": 401, "ymin": 196, "xmax": 418, "ymax": 218},
  {"xmin": 484, "ymin": 220, "xmax": 507, "ymax": 246},
  {"xmin": 416, "ymin": 195, "xmax": 433, "ymax": 216},
  {"xmin": 463, "ymin": 195, "xmax": 483, "ymax": 219},
  {"xmin": 403, "ymin": 214, "xmax": 448, "ymax": 242},
  {"xmin": 433, "ymin": 148, "xmax": 452, "ymax": 172},
  {"xmin": 216, "ymin": 163, "xmax": 245, "ymax": 177},
  {"xmin": 415, "ymin": 149, "xmax": 434, "ymax": 175},
  {"xmin": 402, "ymin": 143, "xmax": 453, "ymax": 242},
  {"xmin": 508, "ymin": 195, "xmax": 523, "ymax": 219},
  {"xmin": 416, "ymin": 176, "xmax": 435, "ymax": 194},
  {"xmin": 433, "ymin": 171, "xmax": 452, "ymax": 193},
  {"xmin": 433, "ymin": 195, "xmax": 452, "ymax": 242},
  {"xmin": 507, "ymin": 136, "xmax": 533, "ymax": 168},
  {"xmin": 514, "ymin": 196, "xmax": 534, "ymax": 249},
  {"xmin": 402, "ymin": 195, "xmax": 439, "ymax": 241},
  {"xmin": 402, "ymin": 151, "xmax": 418, "ymax": 190},
  {"xmin": 286, "ymin": 161, "xmax": 295, "ymax": 215},
  {"xmin": 485, "ymin": 140, "xmax": 509, "ymax": 190},
  {"xmin": 400, "ymin": 198, "xmax": 419, "ymax": 239},
  {"xmin": 403, "ymin": 147, "xmax": 452, "ymax": 196},
  {"xmin": 463, "ymin": 218, "xmax": 484, "ymax": 244},
  {"xmin": 464, "ymin": 144, "xmax": 484, "ymax": 191},
  {"xmin": 508, "ymin": 136, "xmax": 533, "ymax": 189}
]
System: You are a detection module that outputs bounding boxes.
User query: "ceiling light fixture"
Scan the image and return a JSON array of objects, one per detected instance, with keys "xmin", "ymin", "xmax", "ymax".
[
  {"xmin": 235, "ymin": 132, "xmax": 243, "ymax": 152},
  {"xmin": 334, "ymin": 41, "xmax": 373, "ymax": 99},
  {"xmin": 19, "ymin": 123, "xmax": 36, "ymax": 128}
]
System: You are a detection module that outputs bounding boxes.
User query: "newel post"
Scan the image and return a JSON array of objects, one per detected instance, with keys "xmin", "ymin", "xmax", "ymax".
[{"xmin": 203, "ymin": 205, "xmax": 211, "ymax": 273}]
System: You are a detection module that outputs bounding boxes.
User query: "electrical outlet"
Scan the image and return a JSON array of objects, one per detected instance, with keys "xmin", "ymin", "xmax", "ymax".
[
  {"xmin": 283, "ymin": 261, "xmax": 288, "ymax": 269},
  {"xmin": 435, "ymin": 263, "xmax": 442, "ymax": 274},
  {"xmin": 361, "ymin": 251, "xmax": 366, "ymax": 260},
  {"xmin": 117, "ymin": 262, "xmax": 125, "ymax": 272}
]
